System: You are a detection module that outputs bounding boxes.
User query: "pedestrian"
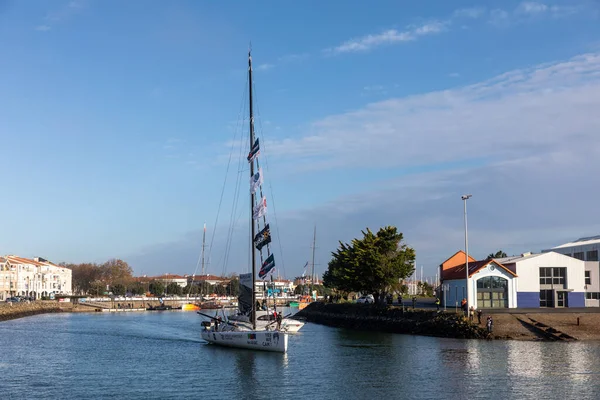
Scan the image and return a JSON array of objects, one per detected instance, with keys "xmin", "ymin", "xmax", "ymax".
[
  {"xmin": 412, "ymin": 296, "xmax": 416, "ymax": 309},
  {"xmin": 435, "ymin": 297, "xmax": 440, "ymax": 311},
  {"xmin": 398, "ymin": 294, "xmax": 403, "ymax": 307},
  {"xmin": 469, "ymin": 306, "xmax": 475, "ymax": 322},
  {"xmin": 487, "ymin": 316, "xmax": 493, "ymax": 334},
  {"xmin": 477, "ymin": 309, "xmax": 482, "ymax": 324},
  {"xmin": 461, "ymin": 298, "xmax": 467, "ymax": 316}
]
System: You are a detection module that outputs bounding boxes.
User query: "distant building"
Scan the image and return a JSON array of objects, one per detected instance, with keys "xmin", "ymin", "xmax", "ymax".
[
  {"xmin": 149, "ymin": 274, "xmax": 189, "ymax": 288},
  {"xmin": 0, "ymin": 255, "xmax": 72, "ymax": 300},
  {"xmin": 543, "ymin": 235, "xmax": 600, "ymax": 261}
]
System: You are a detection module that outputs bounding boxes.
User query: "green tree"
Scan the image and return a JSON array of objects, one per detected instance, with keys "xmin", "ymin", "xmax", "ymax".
[
  {"xmin": 183, "ymin": 283, "xmax": 200, "ymax": 296},
  {"xmin": 166, "ymin": 282, "xmax": 182, "ymax": 296},
  {"xmin": 149, "ymin": 281, "xmax": 165, "ymax": 296},
  {"xmin": 488, "ymin": 250, "xmax": 507, "ymax": 259},
  {"xmin": 227, "ymin": 277, "xmax": 240, "ymax": 297},
  {"xmin": 323, "ymin": 226, "xmax": 415, "ymax": 304},
  {"xmin": 129, "ymin": 282, "xmax": 147, "ymax": 296},
  {"xmin": 111, "ymin": 283, "xmax": 126, "ymax": 296}
]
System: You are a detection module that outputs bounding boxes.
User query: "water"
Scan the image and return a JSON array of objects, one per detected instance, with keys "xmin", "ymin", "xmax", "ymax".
[{"xmin": 1, "ymin": 310, "xmax": 600, "ymax": 399}]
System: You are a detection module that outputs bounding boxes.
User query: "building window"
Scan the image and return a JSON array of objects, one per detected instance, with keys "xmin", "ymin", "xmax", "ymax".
[
  {"xmin": 574, "ymin": 252, "xmax": 584, "ymax": 260},
  {"xmin": 585, "ymin": 271, "xmax": 592, "ymax": 285},
  {"xmin": 586, "ymin": 292, "xmax": 600, "ymax": 300},
  {"xmin": 476, "ymin": 276, "xmax": 508, "ymax": 308},
  {"xmin": 587, "ymin": 250, "xmax": 599, "ymax": 262},
  {"xmin": 540, "ymin": 267, "xmax": 566, "ymax": 286},
  {"xmin": 540, "ymin": 289, "xmax": 554, "ymax": 307}
]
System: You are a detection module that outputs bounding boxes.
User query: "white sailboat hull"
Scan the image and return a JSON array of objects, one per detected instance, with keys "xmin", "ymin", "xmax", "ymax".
[{"xmin": 201, "ymin": 328, "xmax": 288, "ymax": 353}]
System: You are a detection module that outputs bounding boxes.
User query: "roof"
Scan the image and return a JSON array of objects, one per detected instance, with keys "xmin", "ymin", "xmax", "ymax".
[
  {"xmin": 552, "ymin": 235, "xmax": 600, "ymax": 249},
  {"xmin": 0, "ymin": 257, "xmax": 6, "ymax": 263},
  {"xmin": 6, "ymin": 255, "xmax": 46, "ymax": 266},
  {"xmin": 494, "ymin": 253, "xmax": 544, "ymax": 264},
  {"xmin": 189, "ymin": 274, "xmax": 228, "ymax": 282},
  {"xmin": 439, "ymin": 250, "xmax": 476, "ymax": 268},
  {"xmin": 443, "ymin": 259, "xmax": 517, "ymax": 280}
]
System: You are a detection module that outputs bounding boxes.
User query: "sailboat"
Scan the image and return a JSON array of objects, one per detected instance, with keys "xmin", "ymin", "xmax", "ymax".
[
  {"xmin": 297, "ymin": 226, "xmax": 318, "ymax": 310},
  {"xmin": 200, "ymin": 50, "xmax": 289, "ymax": 353}
]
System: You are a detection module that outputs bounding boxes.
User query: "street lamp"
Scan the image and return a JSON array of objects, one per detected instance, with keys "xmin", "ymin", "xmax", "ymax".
[{"xmin": 461, "ymin": 194, "xmax": 472, "ymax": 315}]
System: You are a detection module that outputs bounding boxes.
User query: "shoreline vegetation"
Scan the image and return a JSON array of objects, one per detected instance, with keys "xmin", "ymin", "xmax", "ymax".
[{"xmin": 296, "ymin": 302, "xmax": 600, "ymax": 341}]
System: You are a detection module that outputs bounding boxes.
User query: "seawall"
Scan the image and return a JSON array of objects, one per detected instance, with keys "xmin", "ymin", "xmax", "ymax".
[
  {"xmin": 296, "ymin": 302, "xmax": 489, "ymax": 339},
  {"xmin": 0, "ymin": 301, "xmax": 69, "ymax": 322}
]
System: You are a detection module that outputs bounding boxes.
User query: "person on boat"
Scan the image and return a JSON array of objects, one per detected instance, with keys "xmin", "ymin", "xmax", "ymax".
[{"xmin": 276, "ymin": 312, "xmax": 282, "ymax": 330}]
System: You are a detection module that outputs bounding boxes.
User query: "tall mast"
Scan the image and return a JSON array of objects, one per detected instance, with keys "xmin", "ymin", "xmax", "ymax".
[
  {"xmin": 248, "ymin": 50, "xmax": 257, "ymax": 330},
  {"xmin": 310, "ymin": 225, "xmax": 316, "ymax": 297},
  {"xmin": 201, "ymin": 222, "xmax": 206, "ymax": 276}
]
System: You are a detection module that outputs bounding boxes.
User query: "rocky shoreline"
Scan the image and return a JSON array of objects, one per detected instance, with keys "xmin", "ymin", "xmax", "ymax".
[{"xmin": 295, "ymin": 302, "xmax": 489, "ymax": 339}]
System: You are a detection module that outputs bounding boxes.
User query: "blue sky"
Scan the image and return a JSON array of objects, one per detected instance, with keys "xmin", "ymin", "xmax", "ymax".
[{"xmin": 1, "ymin": 0, "xmax": 600, "ymax": 281}]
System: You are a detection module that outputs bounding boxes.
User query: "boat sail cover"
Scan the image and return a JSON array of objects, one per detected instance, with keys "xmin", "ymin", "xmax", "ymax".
[{"xmin": 238, "ymin": 272, "xmax": 253, "ymax": 315}]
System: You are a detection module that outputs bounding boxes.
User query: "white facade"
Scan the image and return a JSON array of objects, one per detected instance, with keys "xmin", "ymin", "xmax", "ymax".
[
  {"xmin": 0, "ymin": 255, "xmax": 72, "ymax": 300},
  {"xmin": 442, "ymin": 260, "xmax": 518, "ymax": 309},
  {"xmin": 496, "ymin": 252, "xmax": 586, "ymax": 308}
]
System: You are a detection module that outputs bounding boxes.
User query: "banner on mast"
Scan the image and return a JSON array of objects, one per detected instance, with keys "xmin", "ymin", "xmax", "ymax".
[
  {"xmin": 250, "ymin": 167, "xmax": 263, "ymax": 194},
  {"xmin": 247, "ymin": 138, "xmax": 260, "ymax": 162},
  {"xmin": 254, "ymin": 223, "xmax": 271, "ymax": 250},
  {"xmin": 259, "ymin": 254, "xmax": 275, "ymax": 279},
  {"xmin": 252, "ymin": 197, "xmax": 267, "ymax": 219}
]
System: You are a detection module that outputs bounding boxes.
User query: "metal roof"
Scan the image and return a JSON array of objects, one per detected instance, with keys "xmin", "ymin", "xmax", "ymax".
[{"xmin": 552, "ymin": 236, "xmax": 600, "ymax": 249}]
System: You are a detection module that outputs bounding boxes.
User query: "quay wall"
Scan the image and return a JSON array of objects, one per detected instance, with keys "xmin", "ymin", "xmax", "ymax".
[
  {"xmin": 0, "ymin": 301, "xmax": 68, "ymax": 322},
  {"xmin": 296, "ymin": 302, "xmax": 488, "ymax": 339}
]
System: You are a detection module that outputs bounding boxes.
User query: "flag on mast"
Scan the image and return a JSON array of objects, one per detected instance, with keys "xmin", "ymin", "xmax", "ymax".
[
  {"xmin": 250, "ymin": 167, "xmax": 263, "ymax": 194},
  {"xmin": 301, "ymin": 261, "xmax": 308, "ymax": 277},
  {"xmin": 247, "ymin": 138, "xmax": 260, "ymax": 162},
  {"xmin": 252, "ymin": 197, "xmax": 267, "ymax": 219},
  {"xmin": 259, "ymin": 254, "xmax": 275, "ymax": 279},
  {"xmin": 253, "ymin": 224, "xmax": 271, "ymax": 250}
]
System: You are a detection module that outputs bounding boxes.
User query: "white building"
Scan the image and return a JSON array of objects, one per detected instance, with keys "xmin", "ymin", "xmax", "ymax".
[
  {"xmin": 543, "ymin": 235, "xmax": 600, "ymax": 261},
  {"xmin": 441, "ymin": 257, "xmax": 518, "ymax": 309},
  {"xmin": 495, "ymin": 252, "xmax": 586, "ymax": 308},
  {"xmin": 0, "ymin": 255, "xmax": 72, "ymax": 300},
  {"xmin": 543, "ymin": 236, "xmax": 600, "ymax": 306}
]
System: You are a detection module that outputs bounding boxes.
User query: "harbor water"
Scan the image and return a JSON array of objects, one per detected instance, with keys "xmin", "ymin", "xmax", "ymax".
[{"xmin": 1, "ymin": 310, "xmax": 600, "ymax": 399}]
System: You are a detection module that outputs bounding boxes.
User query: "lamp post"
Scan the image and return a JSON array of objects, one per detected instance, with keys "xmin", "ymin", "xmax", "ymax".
[{"xmin": 461, "ymin": 194, "xmax": 472, "ymax": 315}]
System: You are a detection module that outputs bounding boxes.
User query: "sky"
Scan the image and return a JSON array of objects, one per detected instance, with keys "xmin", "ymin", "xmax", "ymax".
[{"xmin": 1, "ymin": 0, "xmax": 600, "ymax": 281}]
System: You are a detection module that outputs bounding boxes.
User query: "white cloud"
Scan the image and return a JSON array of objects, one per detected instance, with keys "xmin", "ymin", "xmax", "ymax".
[
  {"xmin": 517, "ymin": 1, "xmax": 549, "ymax": 14},
  {"xmin": 257, "ymin": 63, "xmax": 274, "ymax": 71},
  {"xmin": 453, "ymin": 7, "xmax": 487, "ymax": 19},
  {"xmin": 265, "ymin": 53, "xmax": 600, "ymax": 172},
  {"xmin": 489, "ymin": 8, "xmax": 510, "ymax": 26},
  {"xmin": 35, "ymin": 0, "xmax": 86, "ymax": 31},
  {"xmin": 326, "ymin": 21, "xmax": 446, "ymax": 54}
]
